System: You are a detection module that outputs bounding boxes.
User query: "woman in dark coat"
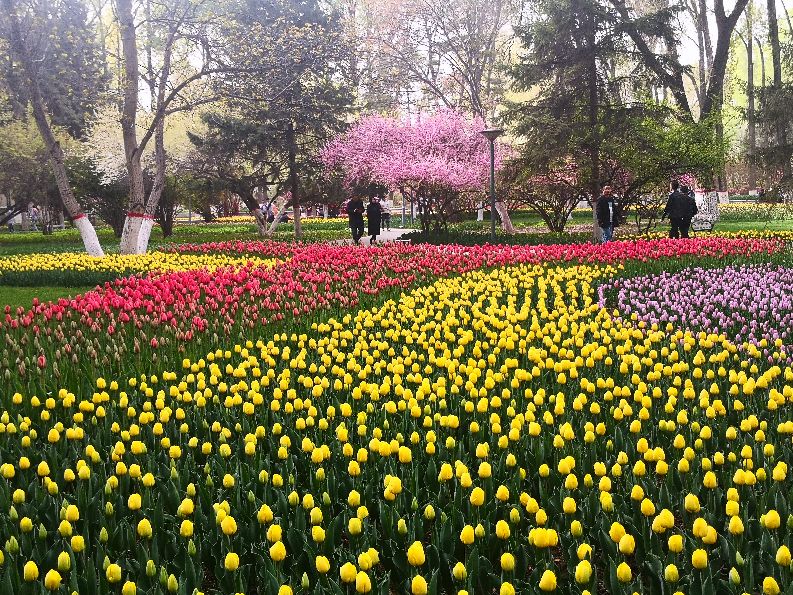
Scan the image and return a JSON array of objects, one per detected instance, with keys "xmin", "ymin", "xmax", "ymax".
[{"xmin": 366, "ymin": 197, "xmax": 382, "ymax": 244}]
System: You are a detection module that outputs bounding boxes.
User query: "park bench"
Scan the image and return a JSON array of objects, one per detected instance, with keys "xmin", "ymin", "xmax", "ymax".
[{"xmin": 691, "ymin": 192, "xmax": 720, "ymax": 232}]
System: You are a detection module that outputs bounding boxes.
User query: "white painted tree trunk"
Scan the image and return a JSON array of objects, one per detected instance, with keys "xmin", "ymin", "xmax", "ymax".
[
  {"xmin": 120, "ymin": 216, "xmax": 144, "ymax": 254},
  {"xmin": 477, "ymin": 205, "xmax": 484, "ymax": 221},
  {"xmin": 136, "ymin": 219, "xmax": 154, "ymax": 254},
  {"xmin": 74, "ymin": 216, "xmax": 105, "ymax": 257}
]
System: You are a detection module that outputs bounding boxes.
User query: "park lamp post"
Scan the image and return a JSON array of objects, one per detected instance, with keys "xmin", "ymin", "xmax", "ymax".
[{"xmin": 480, "ymin": 128, "xmax": 503, "ymax": 241}]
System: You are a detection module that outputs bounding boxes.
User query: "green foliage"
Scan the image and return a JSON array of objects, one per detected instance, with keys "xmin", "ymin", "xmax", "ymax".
[
  {"xmin": 194, "ymin": 0, "xmax": 354, "ymax": 212},
  {"xmin": 0, "ymin": 0, "xmax": 106, "ymax": 138}
]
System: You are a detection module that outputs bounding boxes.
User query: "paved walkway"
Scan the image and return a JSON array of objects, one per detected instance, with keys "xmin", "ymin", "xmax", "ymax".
[{"xmin": 333, "ymin": 227, "xmax": 417, "ymax": 246}]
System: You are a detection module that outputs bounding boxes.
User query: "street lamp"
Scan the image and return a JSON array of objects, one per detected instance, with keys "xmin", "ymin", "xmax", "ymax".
[{"xmin": 480, "ymin": 127, "xmax": 503, "ymax": 241}]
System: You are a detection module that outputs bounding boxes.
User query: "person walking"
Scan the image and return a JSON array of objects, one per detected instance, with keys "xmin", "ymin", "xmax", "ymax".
[
  {"xmin": 347, "ymin": 196, "xmax": 365, "ymax": 245},
  {"xmin": 595, "ymin": 186, "xmax": 619, "ymax": 243},
  {"xmin": 664, "ymin": 181, "xmax": 692, "ymax": 238},
  {"xmin": 29, "ymin": 205, "xmax": 40, "ymax": 232},
  {"xmin": 680, "ymin": 185, "xmax": 698, "ymax": 237},
  {"xmin": 380, "ymin": 197, "xmax": 392, "ymax": 231},
  {"xmin": 366, "ymin": 197, "xmax": 382, "ymax": 244}
]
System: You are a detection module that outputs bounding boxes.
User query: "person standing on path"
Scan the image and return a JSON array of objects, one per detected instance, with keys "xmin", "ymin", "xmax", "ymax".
[
  {"xmin": 595, "ymin": 186, "xmax": 619, "ymax": 243},
  {"xmin": 366, "ymin": 197, "xmax": 382, "ymax": 244},
  {"xmin": 664, "ymin": 181, "xmax": 693, "ymax": 238},
  {"xmin": 380, "ymin": 197, "xmax": 392, "ymax": 231},
  {"xmin": 347, "ymin": 197, "xmax": 365, "ymax": 245},
  {"xmin": 680, "ymin": 185, "xmax": 698, "ymax": 236}
]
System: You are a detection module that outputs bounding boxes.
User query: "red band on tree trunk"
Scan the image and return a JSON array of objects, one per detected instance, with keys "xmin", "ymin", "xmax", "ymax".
[
  {"xmin": 126, "ymin": 212, "xmax": 154, "ymax": 219},
  {"xmin": 72, "ymin": 214, "xmax": 86, "ymax": 221}
]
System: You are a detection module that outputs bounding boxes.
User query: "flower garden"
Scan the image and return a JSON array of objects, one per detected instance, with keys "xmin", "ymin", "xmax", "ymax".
[{"xmin": 1, "ymin": 235, "xmax": 793, "ymax": 595}]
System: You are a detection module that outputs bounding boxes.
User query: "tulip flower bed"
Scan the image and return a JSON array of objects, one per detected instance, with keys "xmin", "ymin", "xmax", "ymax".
[
  {"xmin": 3, "ymin": 237, "xmax": 782, "ymax": 393},
  {"xmin": 0, "ymin": 237, "xmax": 791, "ymax": 595},
  {"xmin": 0, "ymin": 252, "xmax": 278, "ymax": 288},
  {"xmin": 601, "ymin": 264, "xmax": 793, "ymax": 364}
]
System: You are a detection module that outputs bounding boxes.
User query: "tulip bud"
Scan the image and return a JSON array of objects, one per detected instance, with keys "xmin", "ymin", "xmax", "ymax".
[
  {"xmin": 170, "ymin": 467, "xmax": 179, "ymax": 480},
  {"xmin": 729, "ymin": 567, "xmax": 740, "ymax": 584},
  {"xmin": 159, "ymin": 566, "xmax": 168, "ymax": 587},
  {"xmin": 104, "ymin": 484, "xmax": 112, "ymax": 496},
  {"xmin": 301, "ymin": 573, "xmax": 310, "ymax": 589},
  {"xmin": 38, "ymin": 524, "xmax": 48, "ymax": 540},
  {"xmin": 188, "ymin": 539, "xmax": 197, "ymax": 556},
  {"xmin": 7, "ymin": 536, "xmax": 19, "ymax": 554},
  {"xmin": 99, "ymin": 527, "xmax": 108, "ymax": 543},
  {"xmin": 103, "ymin": 556, "xmax": 111, "ymax": 571},
  {"xmin": 248, "ymin": 491, "xmax": 255, "ymax": 503},
  {"xmin": 735, "ymin": 552, "xmax": 744, "ymax": 566},
  {"xmin": 167, "ymin": 574, "xmax": 178, "ymax": 592},
  {"xmin": 9, "ymin": 506, "xmax": 18, "ymax": 522},
  {"xmin": 146, "ymin": 560, "xmax": 157, "ymax": 577},
  {"xmin": 411, "ymin": 497, "xmax": 418, "ymax": 511},
  {"xmin": 105, "ymin": 502, "xmax": 114, "ymax": 516},
  {"xmin": 57, "ymin": 551, "xmax": 71, "ymax": 572},
  {"xmin": 397, "ymin": 519, "xmax": 407, "ymax": 534},
  {"xmin": 788, "ymin": 514, "xmax": 793, "ymax": 529},
  {"xmin": 322, "ymin": 492, "xmax": 331, "ymax": 505},
  {"xmin": 383, "ymin": 420, "xmax": 390, "ymax": 430},
  {"xmin": 205, "ymin": 476, "xmax": 213, "ymax": 488}
]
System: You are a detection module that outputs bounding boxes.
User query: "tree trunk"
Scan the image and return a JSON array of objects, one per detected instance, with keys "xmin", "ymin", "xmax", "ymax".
[
  {"xmin": 585, "ymin": 2, "xmax": 602, "ymax": 241},
  {"xmin": 494, "ymin": 202, "xmax": 515, "ymax": 233},
  {"xmin": 756, "ymin": 37, "xmax": 766, "ymax": 88},
  {"xmin": 239, "ymin": 190, "xmax": 268, "ymax": 237},
  {"xmin": 746, "ymin": 2, "xmax": 757, "ymax": 188},
  {"xmin": 697, "ymin": 24, "xmax": 707, "ymax": 101},
  {"xmin": 116, "ymin": 0, "xmax": 148, "ymax": 254},
  {"xmin": 251, "ymin": 208, "xmax": 268, "ymax": 236},
  {"xmin": 698, "ymin": 0, "xmax": 713, "ymax": 73},
  {"xmin": 780, "ymin": 0, "xmax": 793, "ymax": 36},
  {"xmin": 767, "ymin": 0, "xmax": 790, "ymax": 178},
  {"xmin": 3, "ymin": 0, "xmax": 104, "ymax": 256},
  {"xmin": 136, "ymin": 117, "xmax": 167, "ymax": 253},
  {"xmin": 768, "ymin": 0, "xmax": 782, "ymax": 87},
  {"xmin": 267, "ymin": 199, "xmax": 288, "ymax": 234},
  {"xmin": 701, "ymin": 0, "xmax": 751, "ymax": 119},
  {"xmin": 287, "ymin": 120, "xmax": 302, "ymax": 240}
]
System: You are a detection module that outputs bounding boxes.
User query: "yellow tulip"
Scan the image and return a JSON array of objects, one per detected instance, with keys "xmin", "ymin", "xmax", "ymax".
[{"xmin": 538, "ymin": 569, "xmax": 557, "ymax": 591}]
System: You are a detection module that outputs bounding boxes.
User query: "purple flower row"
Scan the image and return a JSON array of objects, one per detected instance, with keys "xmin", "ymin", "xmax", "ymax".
[{"xmin": 599, "ymin": 264, "xmax": 793, "ymax": 363}]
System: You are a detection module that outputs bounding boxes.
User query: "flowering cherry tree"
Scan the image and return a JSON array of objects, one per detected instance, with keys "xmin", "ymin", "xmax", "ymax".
[{"xmin": 323, "ymin": 110, "xmax": 513, "ymax": 233}]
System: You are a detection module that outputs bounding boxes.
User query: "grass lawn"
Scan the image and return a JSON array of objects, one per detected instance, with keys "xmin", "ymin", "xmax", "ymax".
[
  {"xmin": 0, "ymin": 220, "xmax": 353, "ymax": 255},
  {"xmin": 0, "ymin": 285, "xmax": 98, "ymax": 309},
  {"xmin": 713, "ymin": 220, "xmax": 793, "ymax": 232}
]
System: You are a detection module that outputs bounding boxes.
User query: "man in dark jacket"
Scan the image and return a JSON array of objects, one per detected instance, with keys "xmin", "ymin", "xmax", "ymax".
[
  {"xmin": 595, "ymin": 186, "xmax": 619, "ymax": 243},
  {"xmin": 347, "ymin": 197, "xmax": 365, "ymax": 245},
  {"xmin": 680, "ymin": 185, "xmax": 698, "ymax": 236},
  {"xmin": 664, "ymin": 181, "xmax": 697, "ymax": 238},
  {"xmin": 366, "ymin": 197, "xmax": 382, "ymax": 244}
]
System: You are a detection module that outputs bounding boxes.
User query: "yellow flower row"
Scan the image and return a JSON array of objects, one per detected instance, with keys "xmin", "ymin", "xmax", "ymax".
[{"xmin": 0, "ymin": 251, "xmax": 277, "ymax": 276}]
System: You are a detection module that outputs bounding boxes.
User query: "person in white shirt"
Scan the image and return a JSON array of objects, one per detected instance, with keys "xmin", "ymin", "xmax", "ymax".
[{"xmin": 379, "ymin": 198, "xmax": 392, "ymax": 231}]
